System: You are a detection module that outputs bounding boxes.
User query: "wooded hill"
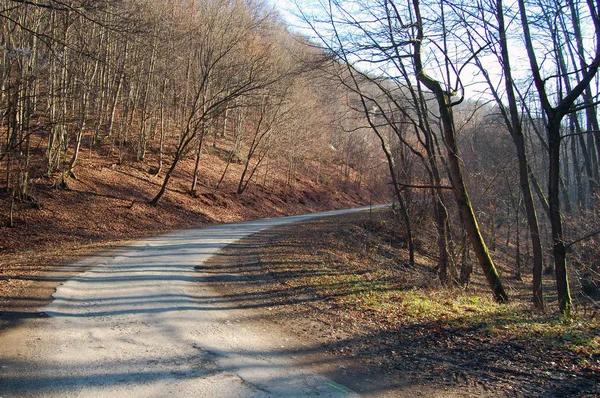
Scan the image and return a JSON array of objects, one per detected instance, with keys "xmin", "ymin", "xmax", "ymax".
[
  {"xmin": 2, "ymin": 0, "xmax": 600, "ymax": 317},
  {"xmin": 0, "ymin": 0, "xmax": 390, "ymax": 301}
]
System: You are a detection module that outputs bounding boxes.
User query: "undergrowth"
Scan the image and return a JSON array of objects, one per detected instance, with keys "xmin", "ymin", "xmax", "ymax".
[{"xmin": 278, "ymin": 209, "xmax": 600, "ymax": 359}]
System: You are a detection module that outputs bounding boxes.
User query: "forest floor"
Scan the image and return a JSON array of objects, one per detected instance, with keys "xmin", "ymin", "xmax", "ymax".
[{"xmin": 207, "ymin": 209, "xmax": 600, "ymax": 397}]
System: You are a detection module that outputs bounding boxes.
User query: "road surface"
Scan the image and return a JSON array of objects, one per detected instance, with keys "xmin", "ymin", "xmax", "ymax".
[{"xmin": 0, "ymin": 206, "xmax": 381, "ymax": 397}]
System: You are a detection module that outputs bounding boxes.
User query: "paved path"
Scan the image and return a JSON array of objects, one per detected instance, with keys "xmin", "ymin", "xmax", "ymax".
[{"xmin": 0, "ymin": 207, "xmax": 381, "ymax": 397}]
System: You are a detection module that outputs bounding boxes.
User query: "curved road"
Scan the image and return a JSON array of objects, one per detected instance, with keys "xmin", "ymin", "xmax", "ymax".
[{"xmin": 0, "ymin": 206, "xmax": 381, "ymax": 397}]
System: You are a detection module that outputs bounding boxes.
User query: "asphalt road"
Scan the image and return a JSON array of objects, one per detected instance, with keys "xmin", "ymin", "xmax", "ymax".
[{"xmin": 0, "ymin": 206, "xmax": 382, "ymax": 397}]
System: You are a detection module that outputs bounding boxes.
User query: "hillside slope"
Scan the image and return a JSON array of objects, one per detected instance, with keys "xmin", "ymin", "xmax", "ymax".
[{"xmin": 0, "ymin": 141, "xmax": 385, "ymax": 313}]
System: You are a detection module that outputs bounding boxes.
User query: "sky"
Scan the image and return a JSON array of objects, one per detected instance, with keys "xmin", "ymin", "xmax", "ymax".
[{"xmin": 269, "ymin": 0, "xmax": 319, "ymax": 37}]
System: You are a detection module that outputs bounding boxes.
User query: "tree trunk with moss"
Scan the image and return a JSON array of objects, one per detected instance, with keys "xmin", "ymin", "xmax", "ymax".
[{"xmin": 412, "ymin": 0, "xmax": 508, "ymax": 302}]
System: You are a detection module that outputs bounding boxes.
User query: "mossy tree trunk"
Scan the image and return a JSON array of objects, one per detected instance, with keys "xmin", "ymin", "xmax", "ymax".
[{"xmin": 412, "ymin": 0, "xmax": 508, "ymax": 302}]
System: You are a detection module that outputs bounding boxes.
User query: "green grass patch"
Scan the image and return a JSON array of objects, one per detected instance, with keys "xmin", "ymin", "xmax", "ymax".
[{"xmin": 302, "ymin": 268, "xmax": 600, "ymax": 356}]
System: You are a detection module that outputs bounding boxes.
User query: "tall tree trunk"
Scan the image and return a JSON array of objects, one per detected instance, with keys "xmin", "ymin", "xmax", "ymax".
[
  {"xmin": 514, "ymin": 201, "xmax": 522, "ymax": 281},
  {"xmin": 137, "ymin": 33, "xmax": 157, "ymax": 162},
  {"xmin": 377, "ymin": 134, "xmax": 415, "ymax": 266},
  {"xmin": 548, "ymin": 120, "xmax": 572, "ymax": 314},
  {"xmin": 154, "ymin": 79, "xmax": 167, "ymax": 177},
  {"xmin": 434, "ymin": 198, "xmax": 451, "ymax": 284},
  {"xmin": 458, "ymin": 210, "xmax": 472, "ymax": 286},
  {"xmin": 487, "ymin": 0, "xmax": 545, "ymax": 307},
  {"xmin": 568, "ymin": 0, "xmax": 600, "ymax": 201},
  {"xmin": 216, "ymin": 109, "xmax": 244, "ymax": 191},
  {"xmin": 67, "ymin": 51, "xmax": 99, "ymax": 178},
  {"xmin": 107, "ymin": 61, "xmax": 125, "ymax": 138},
  {"xmin": 517, "ymin": 0, "xmax": 600, "ymax": 314},
  {"xmin": 412, "ymin": 0, "xmax": 507, "ymax": 301},
  {"xmin": 190, "ymin": 127, "xmax": 207, "ymax": 195}
]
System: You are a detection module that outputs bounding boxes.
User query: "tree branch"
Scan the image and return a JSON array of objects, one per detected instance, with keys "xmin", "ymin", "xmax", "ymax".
[
  {"xmin": 388, "ymin": 182, "xmax": 453, "ymax": 190},
  {"xmin": 566, "ymin": 229, "xmax": 600, "ymax": 248},
  {"xmin": 7, "ymin": 0, "xmax": 67, "ymax": 10}
]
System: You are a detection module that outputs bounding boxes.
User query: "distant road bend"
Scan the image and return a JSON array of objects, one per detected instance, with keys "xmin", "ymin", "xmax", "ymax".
[{"xmin": 0, "ymin": 205, "xmax": 386, "ymax": 397}]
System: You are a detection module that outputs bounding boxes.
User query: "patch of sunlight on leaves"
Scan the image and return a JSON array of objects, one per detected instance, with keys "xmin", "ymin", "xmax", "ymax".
[
  {"xmin": 498, "ymin": 316, "xmax": 600, "ymax": 356},
  {"xmin": 294, "ymin": 255, "xmax": 600, "ymax": 357},
  {"xmin": 398, "ymin": 289, "xmax": 507, "ymax": 324},
  {"xmin": 397, "ymin": 292, "xmax": 599, "ymax": 356}
]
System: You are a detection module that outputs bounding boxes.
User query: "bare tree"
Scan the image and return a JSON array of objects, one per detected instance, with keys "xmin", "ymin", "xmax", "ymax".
[
  {"xmin": 301, "ymin": 0, "xmax": 508, "ymax": 299},
  {"xmin": 517, "ymin": 0, "xmax": 600, "ymax": 315},
  {"xmin": 149, "ymin": 0, "xmax": 275, "ymax": 205},
  {"xmin": 452, "ymin": 0, "xmax": 546, "ymax": 308}
]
